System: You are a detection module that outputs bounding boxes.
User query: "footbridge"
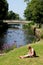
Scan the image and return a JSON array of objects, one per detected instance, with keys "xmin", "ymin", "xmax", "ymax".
[{"xmin": 3, "ymin": 20, "xmax": 32, "ymax": 24}]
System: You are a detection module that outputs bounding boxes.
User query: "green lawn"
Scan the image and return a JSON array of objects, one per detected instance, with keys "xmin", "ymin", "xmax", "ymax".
[{"xmin": 0, "ymin": 40, "xmax": 43, "ymax": 65}]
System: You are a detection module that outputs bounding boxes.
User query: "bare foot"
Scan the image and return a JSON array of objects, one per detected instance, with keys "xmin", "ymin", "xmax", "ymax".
[{"xmin": 19, "ymin": 56, "xmax": 24, "ymax": 59}]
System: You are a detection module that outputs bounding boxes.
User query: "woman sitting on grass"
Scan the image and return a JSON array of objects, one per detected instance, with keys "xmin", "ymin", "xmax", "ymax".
[{"xmin": 20, "ymin": 46, "xmax": 36, "ymax": 59}]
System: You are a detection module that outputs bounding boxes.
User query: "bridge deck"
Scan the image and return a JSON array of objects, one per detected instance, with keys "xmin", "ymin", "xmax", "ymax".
[{"xmin": 3, "ymin": 20, "xmax": 32, "ymax": 24}]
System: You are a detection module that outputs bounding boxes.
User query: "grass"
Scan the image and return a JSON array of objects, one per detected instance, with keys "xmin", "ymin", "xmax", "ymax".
[{"xmin": 0, "ymin": 40, "xmax": 43, "ymax": 65}]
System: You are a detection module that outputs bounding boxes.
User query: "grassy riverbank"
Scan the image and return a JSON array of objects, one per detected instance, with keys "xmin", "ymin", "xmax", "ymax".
[{"xmin": 0, "ymin": 40, "xmax": 43, "ymax": 65}]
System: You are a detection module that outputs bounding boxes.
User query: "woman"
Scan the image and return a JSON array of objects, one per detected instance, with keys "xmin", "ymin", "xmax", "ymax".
[{"xmin": 20, "ymin": 46, "xmax": 36, "ymax": 59}]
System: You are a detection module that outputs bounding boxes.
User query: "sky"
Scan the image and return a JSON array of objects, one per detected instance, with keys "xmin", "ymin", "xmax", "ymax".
[{"xmin": 7, "ymin": 0, "xmax": 27, "ymax": 19}]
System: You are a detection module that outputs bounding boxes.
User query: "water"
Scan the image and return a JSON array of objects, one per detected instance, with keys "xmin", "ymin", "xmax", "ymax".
[{"xmin": 0, "ymin": 24, "xmax": 32, "ymax": 50}]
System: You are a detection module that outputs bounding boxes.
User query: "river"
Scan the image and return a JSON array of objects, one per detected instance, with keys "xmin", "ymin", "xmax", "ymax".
[{"xmin": 0, "ymin": 24, "xmax": 34, "ymax": 50}]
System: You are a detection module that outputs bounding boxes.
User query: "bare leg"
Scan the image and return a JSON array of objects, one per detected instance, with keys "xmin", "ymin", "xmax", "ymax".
[{"xmin": 19, "ymin": 54, "xmax": 30, "ymax": 59}]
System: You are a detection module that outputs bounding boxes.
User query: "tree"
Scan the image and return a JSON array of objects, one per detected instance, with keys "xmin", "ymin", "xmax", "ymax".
[
  {"xmin": 24, "ymin": 0, "xmax": 29, "ymax": 2},
  {"xmin": 24, "ymin": 0, "xmax": 43, "ymax": 24},
  {"xmin": 0, "ymin": 0, "xmax": 8, "ymax": 50},
  {"xmin": 6, "ymin": 11, "xmax": 16, "ymax": 20},
  {"xmin": 24, "ymin": 3, "xmax": 32, "ymax": 20},
  {"xmin": 0, "ymin": 0, "xmax": 8, "ymax": 20},
  {"xmin": 15, "ymin": 13, "xmax": 19, "ymax": 20},
  {"xmin": 6, "ymin": 11, "xmax": 19, "ymax": 20}
]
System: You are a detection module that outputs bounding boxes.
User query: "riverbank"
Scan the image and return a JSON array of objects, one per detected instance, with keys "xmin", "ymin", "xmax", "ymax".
[
  {"xmin": 23, "ymin": 22, "xmax": 43, "ymax": 41},
  {"xmin": 0, "ymin": 40, "xmax": 43, "ymax": 65}
]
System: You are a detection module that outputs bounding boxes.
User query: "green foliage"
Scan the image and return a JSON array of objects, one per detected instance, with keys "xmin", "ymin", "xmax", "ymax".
[
  {"xmin": 41, "ymin": 34, "xmax": 43, "ymax": 39},
  {"xmin": 23, "ymin": 22, "xmax": 35, "ymax": 43},
  {"xmin": 6, "ymin": 11, "xmax": 19, "ymax": 20},
  {"xmin": 24, "ymin": 5, "xmax": 32, "ymax": 20},
  {"xmin": 40, "ymin": 29, "xmax": 43, "ymax": 38},
  {"xmin": 23, "ymin": 21, "xmax": 35, "ymax": 29},
  {"xmin": 0, "ymin": 0, "xmax": 19, "ymax": 20},
  {"xmin": 0, "ymin": 0, "xmax": 8, "ymax": 19},
  {"xmin": 24, "ymin": 0, "xmax": 29, "ymax": 2},
  {"xmin": 24, "ymin": 0, "xmax": 43, "ymax": 24}
]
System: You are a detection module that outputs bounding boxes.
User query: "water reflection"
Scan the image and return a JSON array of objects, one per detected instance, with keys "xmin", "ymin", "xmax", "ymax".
[
  {"xmin": 0, "ymin": 24, "xmax": 33, "ymax": 50},
  {"xmin": 0, "ymin": 34, "xmax": 5, "ymax": 50},
  {"xmin": 4, "ymin": 28, "xmax": 27, "ymax": 47}
]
